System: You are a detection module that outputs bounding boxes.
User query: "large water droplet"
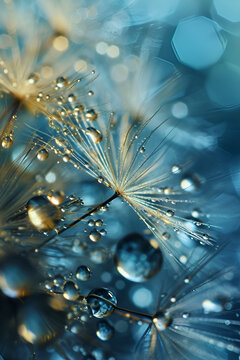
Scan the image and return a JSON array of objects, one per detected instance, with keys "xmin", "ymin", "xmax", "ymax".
[
  {"xmin": 87, "ymin": 288, "xmax": 117, "ymax": 318},
  {"xmin": 114, "ymin": 233, "xmax": 163, "ymax": 282},
  {"xmin": 180, "ymin": 174, "xmax": 199, "ymax": 192},
  {"xmin": 27, "ymin": 196, "xmax": 60, "ymax": 232},
  {"xmin": 96, "ymin": 320, "xmax": 114, "ymax": 341},
  {"xmin": 76, "ymin": 265, "xmax": 91, "ymax": 281},
  {"xmin": 63, "ymin": 281, "xmax": 79, "ymax": 301},
  {"xmin": 37, "ymin": 148, "xmax": 49, "ymax": 161},
  {"xmin": 89, "ymin": 229, "xmax": 101, "ymax": 242}
]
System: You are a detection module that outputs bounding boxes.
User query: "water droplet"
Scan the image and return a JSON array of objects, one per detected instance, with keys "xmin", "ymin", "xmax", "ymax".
[
  {"xmin": 191, "ymin": 208, "xmax": 202, "ymax": 218},
  {"xmin": 153, "ymin": 311, "xmax": 172, "ymax": 331},
  {"xmin": 170, "ymin": 296, "xmax": 176, "ymax": 303},
  {"xmin": 89, "ymin": 229, "xmax": 101, "ymax": 242},
  {"xmin": 166, "ymin": 210, "xmax": 174, "ymax": 217},
  {"xmin": 202, "ymin": 299, "xmax": 224, "ymax": 313},
  {"xmin": 171, "ymin": 165, "xmax": 181, "ymax": 174},
  {"xmin": 86, "ymin": 109, "xmax": 98, "ymax": 122},
  {"xmin": 180, "ymin": 174, "xmax": 199, "ymax": 192},
  {"xmin": 63, "ymin": 154, "xmax": 71, "ymax": 162},
  {"xmin": 95, "ymin": 219, "xmax": 103, "ymax": 227},
  {"xmin": 182, "ymin": 312, "xmax": 190, "ymax": 319},
  {"xmin": 76, "ymin": 266, "xmax": 91, "ymax": 281},
  {"xmin": 27, "ymin": 72, "xmax": 39, "ymax": 84},
  {"xmin": 162, "ymin": 232, "xmax": 170, "ymax": 240},
  {"xmin": 37, "ymin": 148, "xmax": 49, "ymax": 161},
  {"xmin": 63, "ymin": 281, "xmax": 79, "ymax": 301},
  {"xmin": 67, "ymin": 93, "xmax": 76, "ymax": 103},
  {"xmin": 53, "ymin": 274, "xmax": 64, "ymax": 287},
  {"xmin": 56, "ymin": 76, "xmax": 68, "ymax": 88},
  {"xmin": 85, "ymin": 127, "xmax": 103, "ymax": 144},
  {"xmin": 98, "ymin": 176, "xmax": 104, "ymax": 184},
  {"xmin": 87, "ymin": 288, "xmax": 117, "ymax": 318},
  {"xmin": 88, "ymin": 220, "xmax": 95, "ymax": 227},
  {"xmin": 48, "ymin": 190, "xmax": 65, "ymax": 206},
  {"xmin": 99, "ymin": 229, "xmax": 107, "ymax": 236},
  {"xmin": 96, "ymin": 320, "xmax": 114, "ymax": 341},
  {"xmin": 18, "ymin": 294, "xmax": 66, "ymax": 344},
  {"xmin": 2, "ymin": 136, "xmax": 13, "ymax": 148},
  {"xmin": 114, "ymin": 233, "xmax": 163, "ymax": 282},
  {"xmin": 88, "ymin": 90, "xmax": 94, "ymax": 96},
  {"xmin": 27, "ymin": 196, "xmax": 60, "ymax": 232}
]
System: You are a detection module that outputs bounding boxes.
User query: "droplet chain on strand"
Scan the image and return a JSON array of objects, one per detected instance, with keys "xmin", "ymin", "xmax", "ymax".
[{"xmin": 33, "ymin": 191, "xmax": 119, "ymax": 251}]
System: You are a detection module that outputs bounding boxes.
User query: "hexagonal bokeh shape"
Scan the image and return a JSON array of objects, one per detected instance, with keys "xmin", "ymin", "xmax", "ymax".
[
  {"xmin": 172, "ymin": 16, "xmax": 227, "ymax": 70},
  {"xmin": 206, "ymin": 62, "xmax": 240, "ymax": 108},
  {"xmin": 213, "ymin": 0, "xmax": 240, "ymax": 23}
]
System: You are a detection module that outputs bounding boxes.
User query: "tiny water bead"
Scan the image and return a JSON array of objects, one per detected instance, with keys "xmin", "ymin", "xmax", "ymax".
[
  {"xmin": 48, "ymin": 190, "xmax": 65, "ymax": 206},
  {"xmin": 114, "ymin": 233, "xmax": 163, "ymax": 282},
  {"xmin": 171, "ymin": 165, "xmax": 181, "ymax": 174},
  {"xmin": 95, "ymin": 219, "xmax": 103, "ymax": 227},
  {"xmin": 85, "ymin": 127, "xmax": 103, "ymax": 144},
  {"xmin": 153, "ymin": 312, "xmax": 172, "ymax": 331},
  {"xmin": 56, "ymin": 76, "xmax": 68, "ymax": 88},
  {"xmin": 18, "ymin": 294, "xmax": 66, "ymax": 345},
  {"xmin": 87, "ymin": 288, "xmax": 117, "ymax": 318},
  {"xmin": 2, "ymin": 136, "xmax": 13, "ymax": 148},
  {"xmin": 27, "ymin": 72, "xmax": 39, "ymax": 84},
  {"xmin": 85, "ymin": 109, "xmax": 98, "ymax": 122},
  {"xmin": 166, "ymin": 209, "xmax": 174, "ymax": 217},
  {"xmin": 53, "ymin": 274, "xmax": 65, "ymax": 288},
  {"xmin": 37, "ymin": 148, "xmax": 49, "ymax": 161},
  {"xmin": 63, "ymin": 281, "xmax": 79, "ymax": 301},
  {"xmin": 67, "ymin": 93, "xmax": 76, "ymax": 103},
  {"xmin": 89, "ymin": 229, "xmax": 101, "ymax": 242},
  {"xmin": 76, "ymin": 266, "xmax": 91, "ymax": 281},
  {"xmin": 96, "ymin": 320, "xmax": 114, "ymax": 341},
  {"xmin": 180, "ymin": 174, "xmax": 200, "ymax": 192},
  {"xmin": 27, "ymin": 196, "xmax": 61, "ymax": 232},
  {"xmin": 0, "ymin": 255, "xmax": 37, "ymax": 298}
]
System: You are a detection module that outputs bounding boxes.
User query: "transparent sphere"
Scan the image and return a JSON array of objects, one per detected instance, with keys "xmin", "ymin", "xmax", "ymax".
[
  {"xmin": 180, "ymin": 174, "xmax": 199, "ymax": 192},
  {"xmin": 76, "ymin": 265, "xmax": 91, "ymax": 281},
  {"xmin": 114, "ymin": 233, "xmax": 163, "ymax": 282},
  {"xmin": 0, "ymin": 255, "xmax": 37, "ymax": 298},
  {"xmin": 96, "ymin": 320, "xmax": 114, "ymax": 341},
  {"xmin": 27, "ymin": 196, "xmax": 60, "ymax": 232},
  {"xmin": 87, "ymin": 288, "xmax": 117, "ymax": 318},
  {"xmin": 63, "ymin": 281, "xmax": 79, "ymax": 301},
  {"xmin": 18, "ymin": 294, "xmax": 66, "ymax": 345}
]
